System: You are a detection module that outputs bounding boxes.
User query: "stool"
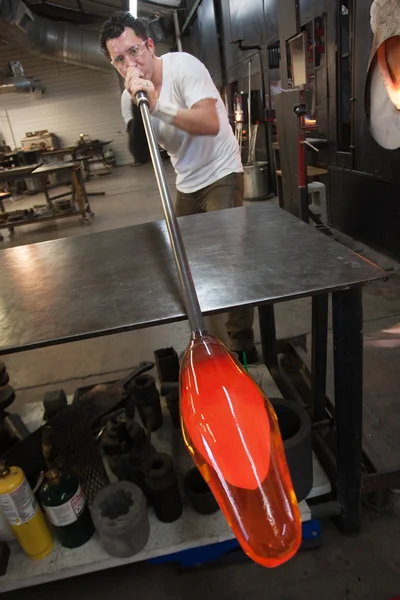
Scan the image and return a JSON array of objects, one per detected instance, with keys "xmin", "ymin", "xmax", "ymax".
[{"xmin": 308, "ymin": 181, "xmax": 327, "ymax": 221}]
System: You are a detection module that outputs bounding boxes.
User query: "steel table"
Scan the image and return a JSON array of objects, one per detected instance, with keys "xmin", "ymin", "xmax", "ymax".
[{"xmin": 0, "ymin": 203, "xmax": 385, "ymax": 532}]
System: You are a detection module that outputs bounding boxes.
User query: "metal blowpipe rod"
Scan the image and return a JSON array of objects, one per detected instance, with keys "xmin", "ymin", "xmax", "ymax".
[{"xmin": 136, "ymin": 92, "xmax": 206, "ymax": 334}]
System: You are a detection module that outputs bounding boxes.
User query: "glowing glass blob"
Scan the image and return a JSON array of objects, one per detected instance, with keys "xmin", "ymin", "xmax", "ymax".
[{"xmin": 180, "ymin": 334, "xmax": 302, "ymax": 568}]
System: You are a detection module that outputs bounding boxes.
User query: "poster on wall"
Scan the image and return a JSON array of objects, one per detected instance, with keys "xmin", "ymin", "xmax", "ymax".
[{"xmin": 367, "ymin": 0, "xmax": 400, "ymax": 149}]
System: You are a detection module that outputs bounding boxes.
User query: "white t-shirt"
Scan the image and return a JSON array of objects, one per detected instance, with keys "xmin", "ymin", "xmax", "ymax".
[{"xmin": 121, "ymin": 52, "xmax": 243, "ymax": 194}]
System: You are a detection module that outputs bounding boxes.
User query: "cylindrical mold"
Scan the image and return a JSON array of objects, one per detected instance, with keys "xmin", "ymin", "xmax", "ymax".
[
  {"xmin": 165, "ymin": 390, "xmax": 180, "ymax": 429},
  {"xmin": 270, "ymin": 398, "xmax": 313, "ymax": 502},
  {"xmin": 143, "ymin": 453, "xmax": 183, "ymax": 523},
  {"xmin": 184, "ymin": 467, "xmax": 220, "ymax": 515},
  {"xmin": 154, "ymin": 347, "xmax": 180, "ymax": 383},
  {"xmin": 132, "ymin": 375, "xmax": 163, "ymax": 431},
  {"xmin": 91, "ymin": 482, "xmax": 149, "ymax": 558},
  {"xmin": 39, "ymin": 470, "xmax": 95, "ymax": 549},
  {"xmin": 0, "ymin": 461, "xmax": 53, "ymax": 560},
  {"xmin": 180, "ymin": 335, "xmax": 302, "ymax": 569}
]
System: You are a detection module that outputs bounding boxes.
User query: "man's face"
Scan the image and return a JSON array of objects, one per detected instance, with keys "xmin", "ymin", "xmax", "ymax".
[{"xmin": 106, "ymin": 27, "xmax": 155, "ymax": 79}]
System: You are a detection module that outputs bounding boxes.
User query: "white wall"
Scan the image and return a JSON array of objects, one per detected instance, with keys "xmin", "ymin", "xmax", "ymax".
[{"xmin": 0, "ymin": 47, "xmax": 132, "ymax": 165}]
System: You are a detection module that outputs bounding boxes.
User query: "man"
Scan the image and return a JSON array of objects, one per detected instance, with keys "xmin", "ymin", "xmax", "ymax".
[{"xmin": 100, "ymin": 12, "xmax": 257, "ymax": 362}]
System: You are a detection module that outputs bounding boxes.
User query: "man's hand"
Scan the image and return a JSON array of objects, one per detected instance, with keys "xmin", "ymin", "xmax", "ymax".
[{"xmin": 125, "ymin": 67, "xmax": 158, "ymax": 113}]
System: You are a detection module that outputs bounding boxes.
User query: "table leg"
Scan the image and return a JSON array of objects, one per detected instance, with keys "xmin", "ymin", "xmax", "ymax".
[
  {"xmin": 40, "ymin": 175, "xmax": 52, "ymax": 208},
  {"xmin": 258, "ymin": 304, "xmax": 279, "ymax": 371},
  {"xmin": 311, "ymin": 294, "xmax": 328, "ymax": 421},
  {"xmin": 71, "ymin": 169, "xmax": 88, "ymax": 221},
  {"xmin": 76, "ymin": 167, "xmax": 94, "ymax": 216},
  {"xmin": 332, "ymin": 287, "xmax": 363, "ymax": 534}
]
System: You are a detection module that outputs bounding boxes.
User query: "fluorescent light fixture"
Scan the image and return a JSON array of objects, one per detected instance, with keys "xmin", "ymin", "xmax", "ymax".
[{"xmin": 129, "ymin": 0, "xmax": 138, "ymax": 17}]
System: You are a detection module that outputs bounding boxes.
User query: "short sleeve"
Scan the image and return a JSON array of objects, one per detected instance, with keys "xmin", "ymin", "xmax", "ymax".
[
  {"xmin": 176, "ymin": 53, "xmax": 219, "ymax": 109},
  {"xmin": 121, "ymin": 89, "xmax": 133, "ymax": 127}
]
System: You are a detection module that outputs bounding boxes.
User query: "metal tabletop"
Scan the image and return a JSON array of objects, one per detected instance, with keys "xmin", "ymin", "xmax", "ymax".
[
  {"xmin": 0, "ymin": 204, "xmax": 385, "ymax": 355},
  {"xmin": 0, "ymin": 165, "xmax": 40, "ymax": 183},
  {"xmin": 32, "ymin": 161, "xmax": 79, "ymax": 175}
]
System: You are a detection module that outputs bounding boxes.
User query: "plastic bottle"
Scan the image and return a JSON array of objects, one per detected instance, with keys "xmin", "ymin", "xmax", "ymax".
[
  {"xmin": 0, "ymin": 461, "xmax": 53, "ymax": 560},
  {"xmin": 180, "ymin": 334, "xmax": 302, "ymax": 568},
  {"xmin": 39, "ymin": 469, "xmax": 95, "ymax": 549}
]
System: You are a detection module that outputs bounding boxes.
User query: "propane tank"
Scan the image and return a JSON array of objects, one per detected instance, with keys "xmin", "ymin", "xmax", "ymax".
[
  {"xmin": 0, "ymin": 461, "xmax": 53, "ymax": 560},
  {"xmin": 39, "ymin": 469, "xmax": 95, "ymax": 549}
]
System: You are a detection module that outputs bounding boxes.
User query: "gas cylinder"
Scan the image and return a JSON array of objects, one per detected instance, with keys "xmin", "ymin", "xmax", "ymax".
[
  {"xmin": 39, "ymin": 469, "xmax": 95, "ymax": 549},
  {"xmin": 0, "ymin": 461, "xmax": 53, "ymax": 560}
]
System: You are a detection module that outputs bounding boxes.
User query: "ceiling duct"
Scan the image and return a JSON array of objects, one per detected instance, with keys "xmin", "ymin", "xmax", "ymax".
[
  {"xmin": 0, "ymin": 0, "xmax": 112, "ymax": 72},
  {"xmin": 0, "ymin": 60, "xmax": 44, "ymax": 97}
]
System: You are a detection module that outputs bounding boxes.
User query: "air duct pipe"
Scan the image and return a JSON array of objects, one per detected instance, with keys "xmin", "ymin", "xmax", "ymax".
[
  {"xmin": 0, "ymin": 0, "xmax": 112, "ymax": 72},
  {"xmin": 0, "ymin": 76, "xmax": 44, "ymax": 97}
]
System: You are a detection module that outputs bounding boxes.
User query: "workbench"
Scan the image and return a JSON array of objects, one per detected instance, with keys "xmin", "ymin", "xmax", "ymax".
[
  {"xmin": 0, "ymin": 162, "xmax": 92, "ymax": 240},
  {"xmin": 0, "ymin": 203, "xmax": 385, "ymax": 586},
  {"xmin": 42, "ymin": 140, "xmax": 113, "ymax": 180}
]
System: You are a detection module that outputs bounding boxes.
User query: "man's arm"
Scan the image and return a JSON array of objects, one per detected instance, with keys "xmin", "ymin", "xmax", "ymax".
[
  {"xmin": 127, "ymin": 104, "xmax": 150, "ymax": 164},
  {"xmin": 167, "ymin": 99, "xmax": 219, "ymax": 136},
  {"xmin": 121, "ymin": 90, "xmax": 150, "ymax": 164}
]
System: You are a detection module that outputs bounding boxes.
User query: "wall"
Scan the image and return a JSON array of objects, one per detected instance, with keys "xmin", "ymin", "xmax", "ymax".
[{"xmin": 0, "ymin": 46, "xmax": 132, "ymax": 165}]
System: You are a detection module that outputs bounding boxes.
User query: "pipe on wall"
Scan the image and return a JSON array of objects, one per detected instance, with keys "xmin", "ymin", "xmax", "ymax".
[
  {"xmin": 0, "ymin": 0, "xmax": 112, "ymax": 72},
  {"xmin": 0, "ymin": 76, "xmax": 44, "ymax": 97}
]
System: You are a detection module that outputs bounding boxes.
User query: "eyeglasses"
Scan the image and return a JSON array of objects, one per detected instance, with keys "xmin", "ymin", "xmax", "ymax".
[{"xmin": 110, "ymin": 40, "xmax": 148, "ymax": 68}]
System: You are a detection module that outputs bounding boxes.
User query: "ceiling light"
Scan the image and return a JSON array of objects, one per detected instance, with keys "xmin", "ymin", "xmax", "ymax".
[{"xmin": 129, "ymin": 0, "xmax": 138, "ymax": 17}]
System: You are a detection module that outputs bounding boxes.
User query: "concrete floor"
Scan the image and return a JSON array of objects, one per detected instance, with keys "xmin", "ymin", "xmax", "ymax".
[{"xmin": 2, "ymin": 165, "xmax": 400, "ymax": 599}]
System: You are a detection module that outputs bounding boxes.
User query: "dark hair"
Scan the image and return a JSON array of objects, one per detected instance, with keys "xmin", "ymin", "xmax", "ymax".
[{"xmin": 100, "ymin": 12, "xmax": 148, "ymax": 58}]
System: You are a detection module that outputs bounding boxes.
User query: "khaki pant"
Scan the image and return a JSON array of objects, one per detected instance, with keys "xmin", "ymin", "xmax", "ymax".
[{"xmin": 175, "ymin": 172, "xmax": 255, "ymax": 352}]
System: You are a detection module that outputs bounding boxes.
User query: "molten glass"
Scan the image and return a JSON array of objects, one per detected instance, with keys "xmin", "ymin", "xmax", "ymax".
[{"xmin": 180, "ymin": 334, "xmax": 302, "ymax": 568}]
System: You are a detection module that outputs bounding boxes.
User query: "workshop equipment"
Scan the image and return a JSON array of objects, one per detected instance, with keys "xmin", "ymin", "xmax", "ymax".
[
  {"xmin": 243, "ymin": 162, "xmax": 270, "ymax": 200},
  {"xmin": 0, "ymin": 542, "xmax": 10, "ymax": 576},
  {"xmin": 0, "ymin": 509, "xmax": 14, "ymax": 543},
  {"xmin": 165, "ymin": 389, "xmax": 180, "ymax": 429},
  {"xmin": 293, "ymin": 103, "xmax": 320, "ymax": 223},
  {"xmin": 231, "ymin": 39, "xmax": 274, "ymax": 197},
  {"xmin": 184, "ymin": 467, "xmax": 220, "ymax": 515},
  {"xmin": 0, "ymin": 461, "xmax": 53, "ymax": 560},
  {"xmin": 137, "ymin": 91, "xmax": 302, "ymax": 568},
  {"xmin": 91, "ymin": 482, "xmax": 149, "ymax": 558},
  {"xmin": 154, "ymin": 347, "xmax": 180, "ymax": 383},
  {"xmin": 73, "ymin": 361, "xmax": 154, "ymax": 431},
  {"xmin": 50, "ymin": 407, "xmax": 109, "ymax": 506},
  {"xmin": 3, "ymin": 414, "xmax": 28, "ymax": 442},
  {"xmin": 39, "ymin": 469, "xmax": 95, "ymax": 549},
  {"xmin": 21, "ymin": 131, "xmax": 58, "ymax": 151},
  {"xmin": 0, "ymin": 362, "xmax": 29, "ymax": 452},
  {"xmin": 43, "ymin": 389, "xmax": 68, "ymax": 421},
  {"xmin": 101, "ymin": 412, "xmax": 154, "ymax": 492},
  {"xmin": 131, "ymin": 374, "xmax": 163, "ymax": 432},
  {"xmin": 243, "ymin": 56, "xmax": 269, "ymax": 199},
  {"xmin": 143, "ymin": 452, "xmax": 183, "ymax": 523},
  {"xmin": 271, "ymin": 398, "xmax": 313, "ymax": 501}
]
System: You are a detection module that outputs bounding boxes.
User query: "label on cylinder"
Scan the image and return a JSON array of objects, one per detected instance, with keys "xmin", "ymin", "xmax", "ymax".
[
  {"xmin": 0, "ymin": 479, "xmax": 39, "ymax": 526},
  {"xmin": 43, "ymin": 486, "xmax": 85, "ymax": 527}
]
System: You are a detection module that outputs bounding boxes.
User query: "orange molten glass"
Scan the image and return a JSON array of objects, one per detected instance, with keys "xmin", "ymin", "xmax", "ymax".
[{"xmin": 180, "ymin": 334, "xmax": 302, "ymax": 568}]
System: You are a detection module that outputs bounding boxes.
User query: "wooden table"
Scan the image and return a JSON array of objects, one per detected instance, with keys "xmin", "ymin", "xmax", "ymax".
[{"xmin": 0, "ymin": 162, "xmax": 92, "ymax": 241}]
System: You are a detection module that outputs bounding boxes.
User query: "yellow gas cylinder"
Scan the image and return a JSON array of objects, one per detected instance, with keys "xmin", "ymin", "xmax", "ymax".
[{"xmin": 0, "ymin": 461, "xmax": 53, "ymax": 560}]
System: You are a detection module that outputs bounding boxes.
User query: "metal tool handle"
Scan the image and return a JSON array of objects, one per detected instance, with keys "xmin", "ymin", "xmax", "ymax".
[
  {"xmin": 136, "ymin": 92, "xmax": 206, "ymax": 335},
  {"xmin": 303, "ymin": 140, "xmax": 320, "ymax": 153}
]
